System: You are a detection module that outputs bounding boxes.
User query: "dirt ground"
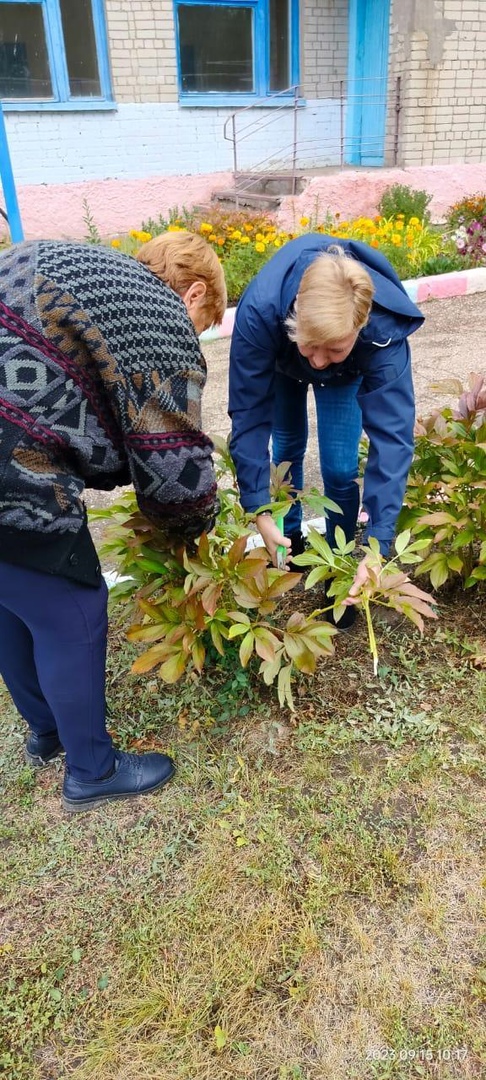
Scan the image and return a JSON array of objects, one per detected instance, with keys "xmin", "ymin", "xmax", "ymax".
[{"xmin": 86, "ymin": 292, "xmax": 486, "ymax": 546}]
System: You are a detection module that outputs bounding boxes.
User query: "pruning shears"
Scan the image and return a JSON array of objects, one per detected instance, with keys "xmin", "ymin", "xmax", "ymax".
[{"xmin": 275, "ymin": 514, "xmax": 288, "ymax": 570}]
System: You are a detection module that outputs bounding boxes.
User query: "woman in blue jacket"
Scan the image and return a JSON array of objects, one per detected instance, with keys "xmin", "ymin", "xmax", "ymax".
[{"xmin": 228, "ymin": 235, "xmax": 424, "ymax": 615}]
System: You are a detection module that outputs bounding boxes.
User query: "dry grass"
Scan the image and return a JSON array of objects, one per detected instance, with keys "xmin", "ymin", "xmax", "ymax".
[{"xmin": 1, "ymin": 593, "xmax": 485, "ymax": 1080}]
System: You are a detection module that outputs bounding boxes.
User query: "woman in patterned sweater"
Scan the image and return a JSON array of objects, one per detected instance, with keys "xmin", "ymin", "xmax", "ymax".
[{"xmin": 0, "ymin": 232, "xmax": 226, "ymax": 812}]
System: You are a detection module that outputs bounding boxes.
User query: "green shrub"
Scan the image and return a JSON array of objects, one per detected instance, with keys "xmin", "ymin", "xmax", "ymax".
[
  {"xmin": 399, "ymin": 374, "xmax": 486, "ymax": 589},
  {"xmin": 221, "ymin": 241, "xmax": 275, "ymax": 305},
  {"xmin": 377, "ymin": 184, "xmax": 432, "ymax": 225},
  {"xmin": 418, "ymin": 250, "xmax": 473, "ymax": 277}
]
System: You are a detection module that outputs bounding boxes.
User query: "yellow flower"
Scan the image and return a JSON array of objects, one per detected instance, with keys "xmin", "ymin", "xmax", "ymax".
[
  {"xmin": 255, "ymin": 242, "xmax": 266, "ymax": 253},
  {"xmin": 137, "ymin": 231, "xmax": 152, "ymax": 242},
  {"xmin": 240, "ymin": 236, "xmax": 250, "ymax": 244},
  {"xmin": 255, "ymin": 233, "xmax": 266, "ymax": 243},
  {"xmin": 395, "ymin": 220, "xmax": 404, "ymax": 231},
  {"xmin": 409, "ymin": 217, "xmax": 420, "ymax": 226},
  {"xmin": 208, "ymin": 234, "xmax": 217, "ymax": 243},
  {"xmin": 274, "ymin": 238, "xmax": 281, "ymax": 248},
  {"xmin": 299, "ymin": 216, "xmax": 310, "ymax": 227},
  {"xmin": 391, "ymin": 233, "xmax": 402, "ymax": 246},
  {"xmin": 111, "ymin": 239, "xmax": 121, "ymax": 248},
  {"xmin": 200, "ymin": 223, "xmax": 212, "ymax": 233},
  {"xmin": 230, "ymin": 230, "xmax": 242, "ymax": 241},
  {"xmin": 244, "ymin": 223, "xmax": 254, "ymax": 233},
  {"xmin": 167, "ymin": 225, "xmax": 182, "ymax": 232}
]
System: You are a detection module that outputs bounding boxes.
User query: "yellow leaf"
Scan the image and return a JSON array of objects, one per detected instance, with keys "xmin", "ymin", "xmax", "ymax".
[{"xmin": 214, "ymin": 1024, "xmax": 228, "ymax": 1050}]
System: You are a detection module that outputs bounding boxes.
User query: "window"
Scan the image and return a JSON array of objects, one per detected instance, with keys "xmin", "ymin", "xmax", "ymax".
[
  {"xmin": 176, "ymin": 0, "xmax": 299, "ymax": 104},
  {"xmin": 0, "ymin": 0, "xmax": 112, "ymax": 108}
]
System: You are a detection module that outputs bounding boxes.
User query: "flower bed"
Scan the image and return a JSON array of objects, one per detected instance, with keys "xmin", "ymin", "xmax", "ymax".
[{"xmin": 108, "ymin": 188, "xmax": 486, "ymax": 306}]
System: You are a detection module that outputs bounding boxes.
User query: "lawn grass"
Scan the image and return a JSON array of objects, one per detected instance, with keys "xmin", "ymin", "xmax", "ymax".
[{"xmin": 1, "ymin": 591, "xmax": 485, "ymax": 1079}]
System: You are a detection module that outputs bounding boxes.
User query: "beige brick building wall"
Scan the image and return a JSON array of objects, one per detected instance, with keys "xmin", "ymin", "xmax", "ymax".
[
  {"xmin": 389, "ymin": 0, "xmax": 486, "ymax": 166},
  {"xmin": 301, "ymin": 0, "xmax": 348, "ymax": 99},
  {"xmin": 104, "ymin": 0, "xmax": 178, "ymax": 102}
]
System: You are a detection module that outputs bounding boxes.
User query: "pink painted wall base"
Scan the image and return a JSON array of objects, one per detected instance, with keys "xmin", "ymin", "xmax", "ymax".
[{"xmin": 5, "ymin": 162, "xmax": 486, "ymax": 242}]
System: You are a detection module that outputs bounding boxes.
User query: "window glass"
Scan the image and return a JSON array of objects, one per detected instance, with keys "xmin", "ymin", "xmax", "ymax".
[
  {"xmin": 269, "ymin": 0, "xmax": 289, "ymax": 91},
  {"xmin": 59, "ymin": 0, "xmax": 101, "ymax": 97},
  {"xmin": 0, "ymin": 3, "xmax": 53, "ymax": 99},
  {"xmin": 178, "ymin": 5, "xmax": 253, "ymax": 93}
]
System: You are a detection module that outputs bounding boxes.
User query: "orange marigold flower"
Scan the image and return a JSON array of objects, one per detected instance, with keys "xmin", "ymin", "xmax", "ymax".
[{"xmin": 370, "ymin": 239, "xmax": 380, "ymax": 248}]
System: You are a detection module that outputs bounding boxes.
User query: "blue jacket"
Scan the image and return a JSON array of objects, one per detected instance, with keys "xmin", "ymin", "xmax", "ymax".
[{"xmin": 228, "ymin": 235, "xmax": 424, "ymax": 552}]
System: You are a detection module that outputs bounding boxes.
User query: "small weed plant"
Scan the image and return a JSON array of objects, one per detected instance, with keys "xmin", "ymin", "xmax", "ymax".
[{"xmin": 399, "ymin": 373, "xmax": 486, "ymax": 588}]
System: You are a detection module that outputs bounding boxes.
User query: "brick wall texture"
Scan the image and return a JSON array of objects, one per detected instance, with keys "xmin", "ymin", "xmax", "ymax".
[{"xmin": 389, "ymin": 0, "xmax": 486, "ymax": 165}]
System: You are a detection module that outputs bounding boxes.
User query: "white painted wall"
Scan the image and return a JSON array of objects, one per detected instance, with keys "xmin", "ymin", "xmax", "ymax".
[{"xmin": 5, "ymin": 100, "xmax": 342, "ymax": 186}]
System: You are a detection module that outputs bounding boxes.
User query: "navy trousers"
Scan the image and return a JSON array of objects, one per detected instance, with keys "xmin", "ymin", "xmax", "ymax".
[{"xmin": 0, "ymin": 561, "xmax": 115, "ymax": 781}]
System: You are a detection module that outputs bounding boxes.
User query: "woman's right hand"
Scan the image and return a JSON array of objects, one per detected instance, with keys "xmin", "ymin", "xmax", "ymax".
[{"xmin": 256, "ymin": 514, "xmax": 291, "ymax": 568}]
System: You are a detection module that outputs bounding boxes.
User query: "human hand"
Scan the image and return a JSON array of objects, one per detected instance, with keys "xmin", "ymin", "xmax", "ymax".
[
  {"xmin": 344, "ymin": 553, "xmax": 374, "ymax": 605},
  {"xmin": 256, "ymin": 514, "xmax": 292, "ymax": 568}
]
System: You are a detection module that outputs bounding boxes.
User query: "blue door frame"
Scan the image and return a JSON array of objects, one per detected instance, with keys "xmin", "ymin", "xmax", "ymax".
[
  {"xmin": 346, "ymin": 0, "xmax": 391, "ymax": 166},
  {"xmin": 0, "ymin": 105, "xmax": 24, "ymax": 242}
]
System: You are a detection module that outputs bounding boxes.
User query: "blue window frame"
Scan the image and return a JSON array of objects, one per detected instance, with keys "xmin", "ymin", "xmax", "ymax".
[
  {"xmin": 175, "ymin": 0, "xmax": 300, "ymax": 106},
  {"xmin": 0, "ymin": 0, "xmax": 113, "ymax": 110}
]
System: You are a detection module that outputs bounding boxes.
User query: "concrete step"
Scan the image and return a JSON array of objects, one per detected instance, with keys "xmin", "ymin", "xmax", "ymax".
[
  {"xmin": 235, "ymin": 171, "xmax": 304, "ymax": 196},
  {"xmin": 212, "ymin": 189, "xmax": 282, "ymax": 210}
]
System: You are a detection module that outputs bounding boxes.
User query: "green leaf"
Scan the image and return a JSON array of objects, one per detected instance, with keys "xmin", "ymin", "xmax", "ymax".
[
  {"xmin": 49, "ymin": 988, "xmax": 62, "ymax": 1002},
  {"xmin": 277, "ymin": 664, "xmax": 294, "ymax": 711},
  {"xmin": 429, "ymin": 557, "xmax": 449, "ymax": 590},
  {"xmin": 305, "ymin": 566, "xmax": 331, "ymax": 590},
  {"xmin": 306, "ymin": 528, "xmax": 335, "ymax": 563},
  {"xmin": 394, "ymin": 529, "xmax": 411, "ymax": 556},
  {"xmin": 72, "ymin": 948, "xmax": 82, "ymax": 964},
  {"xmin": 159, "ymin": 651, "xmax": 188, "ymax": 684},
  {"xmin": 97, "ymin": 974, "xmax": 109, "ymax": 990},
  {"xmin": 210, "ymin": 623, "xmax": 225, "ymax": 656},
  {"xmin": 227, "ymin": 622, "xmax": 251, "ymax": 639},
  {"xmin": 333, "ymin": 525, "xmax": 348, "ymax": 552},
  {"xmin": 239, "ymin": 632, "xmax": 255, "ymax": 668},
  {"xmin": 191, "ymin": 639, "xmax": 206, "ymax": 673}
]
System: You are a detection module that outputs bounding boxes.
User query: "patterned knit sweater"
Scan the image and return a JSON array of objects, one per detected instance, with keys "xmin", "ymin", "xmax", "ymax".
[{"xmin": 0, "ymin": 241, "xmax": 218, "ymax": 585}]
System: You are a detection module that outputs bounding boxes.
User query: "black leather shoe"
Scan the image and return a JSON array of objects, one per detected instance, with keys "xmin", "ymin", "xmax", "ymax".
[
  {"xmin": 62, "ymin": 749, "xmax": 176, "ymax": 813},
  {"xmin": 25, "ymin": 730, "xmax": 64, "ymax": 767},
  {"xmin": 323, "ymin": 578, "xmax": 357, "ymax": 631},
  {"xmin": 326, "ymin": 601, "xmax": 357, "ymax": 632}
]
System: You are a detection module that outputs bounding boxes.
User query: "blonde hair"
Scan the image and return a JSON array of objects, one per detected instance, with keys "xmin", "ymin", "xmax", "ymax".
[
  {"xmin": 286, "ymin": 247, "xmax": 374, "ymax": 347},
  {"xmin": 136, "ymin": 231, "xmax": 227, "ymax": 327}
]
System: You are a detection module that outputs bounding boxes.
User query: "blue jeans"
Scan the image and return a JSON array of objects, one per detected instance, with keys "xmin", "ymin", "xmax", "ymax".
[
  {"xmin": 0, "ymin": 561, "xmax": 115, "ymax": 781},
  {"xmin": 272, "ymin": 372, "xmax": 363, "ymax": 545}
]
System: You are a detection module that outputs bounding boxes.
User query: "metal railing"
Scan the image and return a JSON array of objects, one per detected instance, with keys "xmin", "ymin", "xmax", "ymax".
[{"xmin": 222, "ymin": 77, "xmax": 402, "ymax": 208}]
